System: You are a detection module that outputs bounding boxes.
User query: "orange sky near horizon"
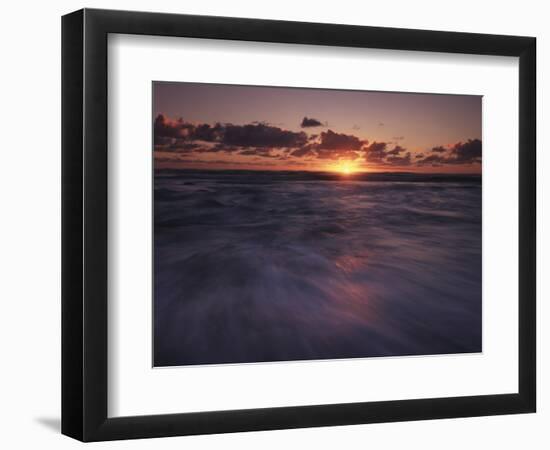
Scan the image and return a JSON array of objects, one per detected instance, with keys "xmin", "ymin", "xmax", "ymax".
[{"xmin": 154, "ymin": 153, "xmax": 482, "ymax": 174}]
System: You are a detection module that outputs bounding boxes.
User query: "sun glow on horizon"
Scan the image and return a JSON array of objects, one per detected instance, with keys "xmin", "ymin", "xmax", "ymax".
[{"xmin": 331, "ymin": 160, "xmax": 361, "ymax": 175}]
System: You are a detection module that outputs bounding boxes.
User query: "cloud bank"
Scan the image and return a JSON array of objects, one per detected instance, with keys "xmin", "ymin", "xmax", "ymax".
[{"xmin": 154, "ymin": 114, "xmax": 481, "ymax": 169}]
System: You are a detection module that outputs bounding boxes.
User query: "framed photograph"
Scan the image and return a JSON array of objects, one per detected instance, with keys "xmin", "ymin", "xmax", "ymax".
[{"xmin": 62, "ymin": 8, "xmax": 536, "ymax": 441}]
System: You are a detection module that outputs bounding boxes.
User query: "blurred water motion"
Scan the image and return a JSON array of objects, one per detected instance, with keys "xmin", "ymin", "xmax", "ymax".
[{"xmin": 154, "ymin": 170, "xmax": 482, "ymax": 366}]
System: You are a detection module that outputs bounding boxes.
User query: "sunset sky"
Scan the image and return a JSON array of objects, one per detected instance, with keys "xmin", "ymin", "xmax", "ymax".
[{"xmin": 153, "ymin": 82, "xmax": 482, "ymax": 173}]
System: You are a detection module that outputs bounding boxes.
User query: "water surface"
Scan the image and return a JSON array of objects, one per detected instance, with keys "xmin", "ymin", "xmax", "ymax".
[{"xmin": 154, "ymin": 170, "xmax": 482, "ymax": 366}]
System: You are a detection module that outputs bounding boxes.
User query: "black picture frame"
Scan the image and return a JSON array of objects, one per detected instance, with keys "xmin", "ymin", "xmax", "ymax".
[{"xmin": 62, "ymin": 8, "xmax": 536, "ymax": 442}]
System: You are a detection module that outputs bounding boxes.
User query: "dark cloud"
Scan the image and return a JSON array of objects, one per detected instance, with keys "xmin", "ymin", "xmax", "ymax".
[
  {"xmin": 386, "ymin": 145, "xmax": 406, "ymax": 156},
  {"xmin": 193, "ymin": 123, "xmax": 224, "ymax": 141},
  {"xmin": 239, "ymin": 148, "xmax": 278, "ymax": 158},
  {"xmin": 366, "ymin": 142, "xmax": 387, "ymax": 152},
  {"xmin": 386, "ymin": 152, "xmax": 412, "ymax": 166},
  {"xmin": 416, "ymin": 154, "xmax": 447, "ymax": 166},
  {"xmin": 160, "ymin": 158, "xmax": 280, "ymax": 167},
  {"xmin": 159, "ymin": 142, "xmax": 201, "ymax": 153},
  {"xmin": 451, "ymin": 139, "xmax": 482, "ymax": 163},
  {"xmin": 168, "ymin": 142, "xmax": 240, "ymax": 154},
  {"xmin": 154, "ymin": 115, "xmax": 307, "ymax": 152},
  {"xmin": 290, "ymin": 145, "xmax": 316, "ymax": 158},
  {"xmin": 154, "ymin": 114, "xmax": 224, "ymax": 148},
  {"xmin": 300, "ymin": 117, "xmax": 324, "ymax": 128},
  {"xmin": 287, "ymin": 129, "xmax": 366, "ymax": 160},
  {"xmin": 364, "ymin": 142, "xmax": 413, "ymax": 167},
  {"xmin": 365, "ymin": 141, "xmax": 388, "ymax": 163},
  {"xmin": 416, "ymin": 139, "xmax": 481, "ymax": 166},
  {"xmin": 365, "ymin": 141, "xmax": 412, "ymax": 166},
  {"xmin": 319, "ymin": 129, "xmax": 366, "ymax": 150},
  {"xmin": 288, "ymin": 130, "xmax": 367, "ymax": 160},
  {"xmin": 415, "ymin": 153, "xmax": 425, "ymax": 159},
  {"xmin": 154, "ymin": 114, "xmax": 193, "ymax": 144},
  {"xmin": 224, "ymin": 123, "xmax": 307, "ymax": 148}
]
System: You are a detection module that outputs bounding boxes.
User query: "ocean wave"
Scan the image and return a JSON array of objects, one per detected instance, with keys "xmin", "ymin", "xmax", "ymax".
[{"xmin": 154, "ymin": 170, "xmax": 482, "ymax": 366}]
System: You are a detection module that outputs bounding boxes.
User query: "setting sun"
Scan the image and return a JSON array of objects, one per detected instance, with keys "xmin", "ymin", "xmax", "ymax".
[{"xmin": 333, "ymin": 161, "xmax": 357, "ymax": 175}]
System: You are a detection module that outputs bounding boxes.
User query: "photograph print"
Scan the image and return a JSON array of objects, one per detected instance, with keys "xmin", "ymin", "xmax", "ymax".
[{"xmin": 153, "ymin": 82, "xmax": 482, "ymax": 367}]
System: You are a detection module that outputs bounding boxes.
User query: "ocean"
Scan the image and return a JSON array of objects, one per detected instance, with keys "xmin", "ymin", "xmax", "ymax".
[{"xmin": 154, "ymin": 169, "xmax": 482, "ymax": 366}]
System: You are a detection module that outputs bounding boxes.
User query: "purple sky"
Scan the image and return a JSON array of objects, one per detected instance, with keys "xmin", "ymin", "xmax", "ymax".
[{"xmin": 153, "ymin": 82, "xmax": 482, "ymax": 173}]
